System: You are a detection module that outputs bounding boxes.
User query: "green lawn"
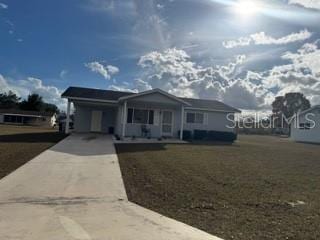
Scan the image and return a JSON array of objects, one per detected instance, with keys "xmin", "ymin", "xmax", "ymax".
[
  {"xmin": 116, "ymin": 135, "xmax": 320, "ymax": 240},
  {"xmin": 0, "ymin": 124, "xmax": 66, "ymax": 179}
]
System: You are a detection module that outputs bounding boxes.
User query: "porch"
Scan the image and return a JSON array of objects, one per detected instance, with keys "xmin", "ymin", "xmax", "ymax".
[{"xmin": 65, "ymin": 89, "xmax": 190, "ymax": 140}]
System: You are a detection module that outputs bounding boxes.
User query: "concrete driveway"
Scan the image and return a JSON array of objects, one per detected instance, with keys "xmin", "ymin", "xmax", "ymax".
[{"xmin": 0, "ymin": 134, "xmax": 222, "ymax": 240}]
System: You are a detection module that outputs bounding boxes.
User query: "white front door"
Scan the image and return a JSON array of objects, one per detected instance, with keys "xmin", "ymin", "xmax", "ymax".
[
  {"xmin": 91, "ymin": 110, "xmax": 102, "ymax": 132},
  {"xmin": 161, "ymin": 110, "xmax": 173, "ymax": 136}
]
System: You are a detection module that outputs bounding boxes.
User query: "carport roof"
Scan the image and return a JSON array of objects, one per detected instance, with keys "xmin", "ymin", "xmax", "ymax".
[{"xmin": 62, "ymin": 86, "xmax": 241, "ymax": 113}]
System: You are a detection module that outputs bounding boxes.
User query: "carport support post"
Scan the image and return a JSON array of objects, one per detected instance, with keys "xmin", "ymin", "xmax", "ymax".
[
  {"xmin": 122, "ymin": 100, "xmax": 127, "ymax": 138},
  {"xmin": 65, "ymin": 99, "xmax": 71, "ymax": 134},
  {"xmin": 180, "ymin": 105, "xmax": 184, "ymax": 140}
]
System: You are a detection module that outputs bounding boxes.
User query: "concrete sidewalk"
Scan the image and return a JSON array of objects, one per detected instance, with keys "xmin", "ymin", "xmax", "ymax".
[{"xmin": 0, "ymin": 134, "xmax": 222, "ymax": 240}]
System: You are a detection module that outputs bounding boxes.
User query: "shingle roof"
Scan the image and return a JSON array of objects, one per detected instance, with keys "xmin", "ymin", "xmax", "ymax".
[
  {"xmin": 62, "ymin": 86, "xmax": 241, "ymax": 113},
  {"xmin": 181, "ymin": 98, "xmax": 241, "ymax": 113},
  {"xmin": 61, "ymin": 86, "xmax": 134, "ymax": 101}
]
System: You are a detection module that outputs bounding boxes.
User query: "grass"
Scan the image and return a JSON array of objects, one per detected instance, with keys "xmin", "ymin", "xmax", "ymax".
[
  {"xmin": 0, "ymin": 124, "xmax": 66, "ymax": 179},
  {"xmin": 116, "ymin": 135, "xmax": 320, "ymax": 240}
]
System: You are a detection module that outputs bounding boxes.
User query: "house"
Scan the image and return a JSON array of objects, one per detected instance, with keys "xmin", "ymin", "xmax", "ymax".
[
  {"xmin": 291, "ymin": 105, "xmax": 320, "ymax": 143},
  {"xmin": 0, "ymin": 109, "xmax": 56, "ymax": 127},
  {"xmin": 61, "ymin": 87, "xmax": 241, "ymax": 139}
]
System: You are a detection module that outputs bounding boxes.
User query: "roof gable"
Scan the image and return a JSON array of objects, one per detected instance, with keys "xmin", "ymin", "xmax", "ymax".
[{"xmin": 118, "ymin": 89, "xmax": 191, "ymax": 106}]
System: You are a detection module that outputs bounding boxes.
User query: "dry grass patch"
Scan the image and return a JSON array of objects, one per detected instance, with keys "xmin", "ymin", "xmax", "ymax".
[
  {"xmin": 116, "ymin": 135, "xmax": 320, "ymax": 240},
  {"xmin": 0, "ymin": 124, "xmax": 66, "ymax": 179}
]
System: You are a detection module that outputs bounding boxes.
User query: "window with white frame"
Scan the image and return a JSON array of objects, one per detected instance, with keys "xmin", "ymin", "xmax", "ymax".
[
  {"xmin": 127, "ymin": 108, "xmax": 154, "ymax": 124},
  {"xmin": 186, "ymin": 112, "xmax": 205, "ymax": 124}
]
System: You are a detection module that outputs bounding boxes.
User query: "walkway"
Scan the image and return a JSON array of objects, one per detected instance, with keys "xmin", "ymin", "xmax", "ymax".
[{"xmin": 0, "ymin": 134, "xmax": 222, "ymax": 240}]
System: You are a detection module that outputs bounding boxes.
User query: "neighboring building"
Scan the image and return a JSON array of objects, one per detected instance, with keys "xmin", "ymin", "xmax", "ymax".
[
  {"xmin": 0, "ymin": 109, "xmax": 56, "ymax": 127},
  {"xmin": 61, "ymin": 87, "xmax": 241, "ymax": 139},
  {"xmin": 291, "ymin": 105, "xmax": 320, "ymax": 143}
]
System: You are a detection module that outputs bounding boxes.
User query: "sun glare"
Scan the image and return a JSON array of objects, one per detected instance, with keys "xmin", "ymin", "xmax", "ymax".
[{"xmin": 234, "ymin": 0, "xmax": 261, "ymax": 17}]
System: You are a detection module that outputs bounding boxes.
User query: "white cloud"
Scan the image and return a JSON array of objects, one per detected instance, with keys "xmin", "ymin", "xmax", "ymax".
[
  {"xmin": 0, "ymin": 2, "xmax": 8, "ymax": 9},
  {"xmin": 0, "ymin": 74, "xmax": 66, "ymax": 110},
  {"xmin": 135, "ymin": 48, "xmax": 265, "ymax": 110},
  {"xmin": 156, "ymin": 3, "xmax": 164, "ymax": 9},
  {"xmin": 85, "ymin": 61, "xmax": 119, "ymax": 80},
  {"xmin": 261, "ymin": 40, "xmax": 320, "ymax": 105},
  {"xmin": 223, "ymin": 29, "xmax": 312, "ymax": 49},
  {"xmin": 60, "ymin": 70, "xmax": 68, "ymax": 79},
  {"xmin": 111, "ymin": 43, "xmax": 320, "ymax": 111},
  {"xmin": 288, "ymin": 0, "xmax": 320, "ymax": 10}
]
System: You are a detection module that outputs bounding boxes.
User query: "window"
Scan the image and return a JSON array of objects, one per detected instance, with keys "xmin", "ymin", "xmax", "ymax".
[
  {"xmin": 133, "ymin": 109, "xmax": 148, "ymax": 124},
  {"xmin": 127, "ymin": 108, "xmax": 154, "ymax": 124},
  {"xmin": 148, "ymin": 110, "xmax": 154, "ymax": 124},
  {"xmin": 186, "ymin": 112, "xmax": 205, "ymax": 124},
  {"xmin": 127, "ymin": 108, "xmax": 133, "ymax": 123},
  {"xmin": 299, "ymin": 122, "xmax": 311, "ymax": 130}
]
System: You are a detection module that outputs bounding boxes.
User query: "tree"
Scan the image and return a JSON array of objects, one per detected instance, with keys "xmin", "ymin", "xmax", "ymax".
[
  {"xmin": 0, "ymin": 91, "xmax": 20, "ymax": 109},
  {"xmin": 271, "ymin": 92, "xmax": 311, "ymax": 130},
  {"xmin": 19, "ymin": 93, "xmax": 44, "ymax": 111},
  {"xmin": 43, "ymin": 103, "xmax": 59, "ymax": 114}
]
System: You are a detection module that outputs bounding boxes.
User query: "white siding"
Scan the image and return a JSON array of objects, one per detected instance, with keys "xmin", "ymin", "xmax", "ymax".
[
  {"xmin": 183, "ymin": 110, "xmax": 235, "ymax": 133},
  {"xmin": 291, "ymin": 108, "xmax": 320, "ymax": 143}
]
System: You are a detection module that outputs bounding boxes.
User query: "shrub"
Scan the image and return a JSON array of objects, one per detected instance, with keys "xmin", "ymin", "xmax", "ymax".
[
  {"xmin": 178, "ymin": 130, "xmax": 192, "ymax": 140},
  {"xmin": 207, "ymin": 130, "xmax": 237, "ymax": 142},
  {"xmin": 193, "ymin": 130, "xmax": 208, "ymax": 140}
]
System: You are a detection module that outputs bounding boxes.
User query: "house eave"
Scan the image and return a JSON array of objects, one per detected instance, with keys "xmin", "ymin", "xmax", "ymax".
[
  {"xmin": 118, "ymin": 89, "xmax": 192, "ymax": 106},
  {"xmin": 63, "ymin": 96, "xmax": 119, "ymax": 104},
  {"xmin": 185, "ymin": 107, "xmax": 241, "ymax": 113}
]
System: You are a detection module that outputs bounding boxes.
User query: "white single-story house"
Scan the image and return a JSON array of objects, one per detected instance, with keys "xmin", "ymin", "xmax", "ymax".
[
  {"xmin": 0, "ymin": 109, "xmax": 56, "ymax": 127},
  {"xmin": 61, "ymin": 87, "xmax": 241, "ymax": 140},
  {"xmin": 291, "ymin": 105, "xmax": 320, "ymax": 143}
]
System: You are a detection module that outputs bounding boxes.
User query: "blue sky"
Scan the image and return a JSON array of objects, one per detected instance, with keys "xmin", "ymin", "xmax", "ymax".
[{"xmin": 1, "ymin": 0, "xmax": 320, "ymax": 112}]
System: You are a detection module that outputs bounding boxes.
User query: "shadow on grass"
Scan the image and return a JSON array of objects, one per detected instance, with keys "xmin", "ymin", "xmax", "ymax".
[
  {"xmin": 115, "ymin": 141, "xmax": 238, "ymax": 154},
  {"xmin": 115, "ymin": 143, "xmax": 167, "ymax": 153},
  {"xmin": 189, "ymin": 140, "xmax": 238, "ymax": 146},
  {"xmin": 0, "ymin": 132, "xmax": 67, "ymax": 143}
]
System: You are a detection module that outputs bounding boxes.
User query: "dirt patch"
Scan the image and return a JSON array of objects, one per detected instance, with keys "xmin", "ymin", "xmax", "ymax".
[{"xmin": 116, "ymin": 135, "xmax": 320, "ymax": 240}]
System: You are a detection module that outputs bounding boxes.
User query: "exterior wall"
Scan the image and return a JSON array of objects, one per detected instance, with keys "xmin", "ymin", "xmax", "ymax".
[
  {"xmin": 183, "ymin": 109, "xmax": 235, "ymax": 133},
  {"xmin": 123, "ymin": 100, "xmax": 182, "ymax": 138},
  {"xmin": 74, "ymin": 102, "xmax": 117, "ymax": 133},
  {"xmin": 122, "ymin": 105, "xmax": 235, "ymax": 138},
  {"xmin": 72, "ymin": 93, "xmax": 237, "ymax": 137},
  {"xmin": 0, "ymin": 114, "xmax": 4, "ymax": 123},
  {"xmin": 291, "ymin": 108, "xmax": 320, "ymax": 143}
]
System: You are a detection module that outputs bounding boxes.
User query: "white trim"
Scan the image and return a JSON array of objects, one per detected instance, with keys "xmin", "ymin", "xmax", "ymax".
[
  {"xmin": 180, "ymin": 106, "xmax": 184, "ymax": 140},
  {"xmin": 126, "ymin": 107, "xmax": 157, "ymax": 125},
  {"xmin": 185, "ymin": 111, "xmax": 205, "ymax": 125},
  {"xmin": 185, "ymin": 107, "xmax": 241, "ymax": 113},
  {"xmin": 118, "ymin": 88, "xmax": 191, "ymax": 106},
  {"xmin": 64, "ymin": 96, "xmax": 118, "ymax": 104},
  {"xmin": 122, "ymin": 101, "xmax": 127, "ymax": 137},
  {"xmin": 65, "ymin": 100, "xmax": 71, "ymax": 134}
]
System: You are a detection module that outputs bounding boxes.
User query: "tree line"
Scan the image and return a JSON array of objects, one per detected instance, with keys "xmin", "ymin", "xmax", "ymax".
[{"xmin": 0, "ymin": 91, "xmax": 59, "ymax": 114}]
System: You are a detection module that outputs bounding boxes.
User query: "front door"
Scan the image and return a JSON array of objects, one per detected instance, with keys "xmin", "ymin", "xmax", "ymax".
[
  {"xmin": 161, "ymin": 110, "xmax": 173, "ymax": 136},
  {"xmin": 91, "ymin": 110, "xmax": 102, "ymax": 132}
]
